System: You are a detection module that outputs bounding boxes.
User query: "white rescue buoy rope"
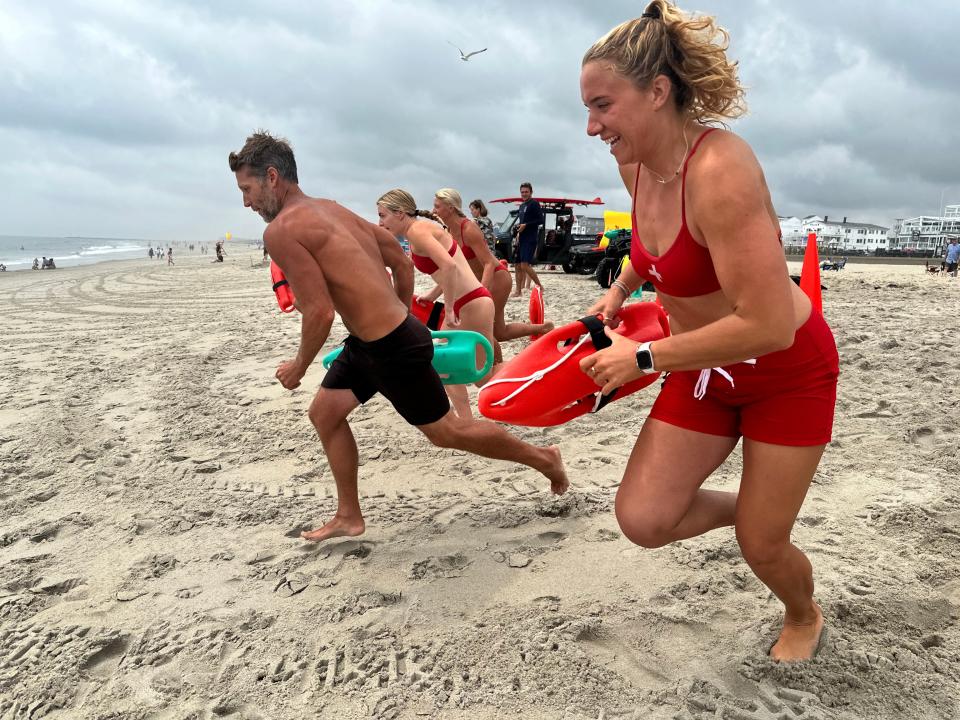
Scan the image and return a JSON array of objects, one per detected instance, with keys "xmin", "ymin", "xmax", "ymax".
[
  {"xmin": 693, "ymin": 359, "xmax": 757, "ymax": 400},
  {"xmin": 483, "ymin": 334, "xmax": 594, "ymax": 407}
]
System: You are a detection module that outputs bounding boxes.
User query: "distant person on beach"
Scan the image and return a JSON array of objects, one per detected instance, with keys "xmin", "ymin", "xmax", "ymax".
[
  {"xmin": 228, "ymin": 131, "xmax": 567, "ymax": 543},
  {"xmin": 215, "ymin": 240, "xmax": 225, "ymax": 262},
  {"xmin": 945, "ymin": 239, "xmax": 960, "ymax": 277},
  {"xmin": 41, "ymin": 256, "xmax": 48, "ymax": 269},
  {"xmin": 469, "ymin": 199, "xmax": 497, "ymax": 254},
  {"xmin": 511, "ymin": 182, "xmax": 543, "ymax": 297},
  {"xmin": 167, "ymin": 247, "xmax": 174, "ymax": 265},
  {"xmin": 579, "ymin": 0, "xmax": 838, "ymax": 661},
  {"xmin": 0, "ymin": 264, "xmax": 6, "ymax": 272},
  {"xmin": 32, "ymin": 258, "xmax": 39, "ymax": 270},
  {"xmin": 149, "ymin": 247, "xmax": 154, "ymax": 259}
]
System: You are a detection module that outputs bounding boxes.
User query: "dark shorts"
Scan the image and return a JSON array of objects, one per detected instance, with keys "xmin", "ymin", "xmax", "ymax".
[
  {"xmin": 518, "ymin": 239, "xmax": 537, "ymax": 264},
  {"xmin": 320, "ymin": 315, "xmax": 450, "ymax": 426},
  {"xmin": 947, "ymin": 261, "xmax": 958, "ymax": 273},
  {"xmin": 649, "ymin": 311, "xmax": 839, "ymax": 446}
]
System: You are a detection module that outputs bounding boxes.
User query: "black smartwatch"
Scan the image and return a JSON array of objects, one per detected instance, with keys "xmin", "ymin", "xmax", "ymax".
[{"xmin": 635, "ymin": 341, "xmax": 656, "ymax": 374}]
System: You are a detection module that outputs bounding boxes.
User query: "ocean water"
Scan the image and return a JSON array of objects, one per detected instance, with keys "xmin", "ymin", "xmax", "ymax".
[{"xmin": 0, "ymin": 235, "xmax": 162, "ymax": 271}]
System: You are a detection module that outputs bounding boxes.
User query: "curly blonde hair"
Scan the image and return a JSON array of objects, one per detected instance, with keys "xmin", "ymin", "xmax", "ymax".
[{"xmin": 582, "ymin": 0, "xmax": 745, "ymax": 123}]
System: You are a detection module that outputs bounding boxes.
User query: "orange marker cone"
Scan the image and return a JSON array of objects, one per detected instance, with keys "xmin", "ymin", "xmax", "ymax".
[{"xmin": 799, "ymin": 232, "xmax": 822, "ymax": 315}]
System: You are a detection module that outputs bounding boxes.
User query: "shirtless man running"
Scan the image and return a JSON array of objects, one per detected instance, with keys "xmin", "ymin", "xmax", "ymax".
[{"xmin": 229, "ymin": 132, "xmax": 568, "ymax": 543}]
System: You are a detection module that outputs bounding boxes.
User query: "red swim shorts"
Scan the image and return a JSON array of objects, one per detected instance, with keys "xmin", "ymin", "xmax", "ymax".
[{"xmin": 648, "ymin": 311, "xmax": 839, "ymax": 446}]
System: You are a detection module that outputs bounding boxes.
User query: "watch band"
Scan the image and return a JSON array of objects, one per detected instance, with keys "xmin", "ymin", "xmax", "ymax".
[{"xmin": 635, "ymin": 341, "xmax": 656, "ymax": 374}]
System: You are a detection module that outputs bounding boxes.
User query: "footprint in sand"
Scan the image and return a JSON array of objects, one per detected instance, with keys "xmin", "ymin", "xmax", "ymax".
[
  {"xmin": 410, "ymin": 553, "xmax": 471, "ymax": 580},
  {"xmin": 905, "ymin": 426, "xmax": 936, "ymax": 446},
  {"xmin": 683, "ymin": 678, "xmax": 829, "ymax": 720}
]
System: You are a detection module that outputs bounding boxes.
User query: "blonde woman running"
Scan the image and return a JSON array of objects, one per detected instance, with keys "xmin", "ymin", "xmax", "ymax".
[
  {"xmin": 578, "ymin": 0, "xmax": 838, "ymax": 661},
  {"xmin": 432, "ymin": 189, "xmax": 554, "ymax": 354},
  {"xmin": 377, "ymin": 189, "xmax": 496, "ymax": 422}
]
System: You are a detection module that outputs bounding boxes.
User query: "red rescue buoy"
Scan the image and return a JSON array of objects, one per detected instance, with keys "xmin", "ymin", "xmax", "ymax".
[
  {"xmin": 270, "ymin": 261, "xmax": 296, "ymax": 313},
  {"xmin": 410, "ymin": 295, "xmax": 446, "ymax": 330},
  {"xmin": 529, "ymin": 285, "xmax": 545, "ymax": 340},
  {"xmin": 479, "ymin": 302, "xmax": 670, "ymax": 427}
]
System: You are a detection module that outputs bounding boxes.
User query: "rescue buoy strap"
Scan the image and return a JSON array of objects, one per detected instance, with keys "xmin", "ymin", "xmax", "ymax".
[
  {"xmin": 428, "ymin": 301, "xmax": 445, "ymax": 331},
  {"xmin": 272, "ymin": 279, "xmax": 289, "ymax": 291},
  {"xmin": 578, "ymin": 315, "xmax": 612, "ymax": 351},
  {"xmin": 576, "ymin": 315, "xmax": 619, "ymax": 411}
]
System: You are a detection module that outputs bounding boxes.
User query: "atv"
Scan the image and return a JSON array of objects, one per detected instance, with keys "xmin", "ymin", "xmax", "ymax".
[
  {"xmin": 595, "ymin": 229, "xmax": 633, "ymax": 288},
  {"xmin": 564, "ymin": 234, "xmax": 606, "ymax": 274},
  {"xmin": 594, "ymin": 229, "xmax": 657, "ymax": 295}
]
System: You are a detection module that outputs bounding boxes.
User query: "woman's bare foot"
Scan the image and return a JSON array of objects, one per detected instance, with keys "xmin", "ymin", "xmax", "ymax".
[
  {"xmin": 300, "ymin": 514, "xmax": 365, "ymax": 543},
  {"xmin": 541, "ymin": 445, "xmax": 569, "ymax": 495},
  {"xmin": 770, "ymin": 602, "xmax": 823, "ymax": 662}
]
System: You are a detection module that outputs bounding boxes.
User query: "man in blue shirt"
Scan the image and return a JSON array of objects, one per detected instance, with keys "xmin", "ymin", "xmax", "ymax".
[
  {"xmin": 511, "ymin": 182, "xmax": 544, "ymax": 297},
  {"xmin": 945, "ymin": 238, "xmax": 960, "ymax": 277}
]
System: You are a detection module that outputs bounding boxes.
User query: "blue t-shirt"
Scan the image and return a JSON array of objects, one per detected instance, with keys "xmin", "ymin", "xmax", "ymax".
[
  {"xmin": 517, "ymin": 199, "xmax": 543, "ymax": 244},
  {"xmin": 946, "ymin": 243, "xmax": 960, "ymax": 263}
]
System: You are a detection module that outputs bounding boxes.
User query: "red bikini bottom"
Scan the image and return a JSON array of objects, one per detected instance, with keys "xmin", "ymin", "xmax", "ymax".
[{"xmin": 453, "ymin": 286, "xmax": 493, "ymax": 321}]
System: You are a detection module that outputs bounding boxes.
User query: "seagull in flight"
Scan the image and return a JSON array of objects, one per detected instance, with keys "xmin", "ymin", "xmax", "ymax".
[{"xmin": 448, "ymin": 41, "xmax": 487, "ymax": 61}]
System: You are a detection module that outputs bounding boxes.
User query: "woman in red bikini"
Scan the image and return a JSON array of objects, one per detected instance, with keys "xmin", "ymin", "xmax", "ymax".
[
  {"xmin": 377, "ymin": 188, "xmax": 497, "ymax": 421},
  {"xmin": 579, "ymin": 0, "xmax": 839, "ymax": 662},
  {"xmin": 430, "ymin": 188, "xmax": 554, "ymax": 354}
]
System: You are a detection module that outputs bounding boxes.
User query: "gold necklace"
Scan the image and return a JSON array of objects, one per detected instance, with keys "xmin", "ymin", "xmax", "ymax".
[{"xmin": 642, "ymin": 121, "xmax": 690, "ymax": 185}]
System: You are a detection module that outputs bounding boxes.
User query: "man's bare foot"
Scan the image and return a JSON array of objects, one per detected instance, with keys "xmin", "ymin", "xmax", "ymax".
[
  {"xmin": 770, "ymin": 602, "xmax": 823, "ymax": 662},
  {"xmin": 300, "ymin": 514, "xmax": 365, "ymax": 543},
  {"xmin": 541, "ymin": 445, "xmax": 569, "ymax": 495},
  {"xmin": 510, "ymin": 292, "xmax": 522, "ymax": 298}
]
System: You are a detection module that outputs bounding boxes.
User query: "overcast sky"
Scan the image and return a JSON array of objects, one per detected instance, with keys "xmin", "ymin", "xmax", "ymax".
[{"xmin": 1, "ymin": 0, "xmax": 957, "ymax": 242}]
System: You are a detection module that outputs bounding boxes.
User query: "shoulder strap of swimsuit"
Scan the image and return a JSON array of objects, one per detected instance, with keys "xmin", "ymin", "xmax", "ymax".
[
  {"xmin": 459, "ymin": 218, "xmax": 470, "ymax": 240},
  {"xmin": 631, "ymin": 164, "xmax": 641, "ymax": 230},
  {"xmin": 681, "ymin": 127, "xmax": 718, "ymax": 223}
]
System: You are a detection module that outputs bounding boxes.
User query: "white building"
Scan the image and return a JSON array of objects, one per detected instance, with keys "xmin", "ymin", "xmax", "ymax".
[
  {"xmin": 801, "ymin": 215, "xmax": 889, "ymax": 253},
  {"xmin": 889, "ymin": 205, "xmax": 960, "ymax": 256},
  {"xmin": 778, "ymin": 216, "xmax": 805, "ymax": 244},
  {"xmin": 571, "ymin": 215, "xmax": 605, "ymax": 238}
]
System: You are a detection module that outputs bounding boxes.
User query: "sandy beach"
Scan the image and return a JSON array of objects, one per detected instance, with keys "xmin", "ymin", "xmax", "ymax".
[{"xmin": 1, "ymin": 252, "xmax": 959, "ymax": 720}]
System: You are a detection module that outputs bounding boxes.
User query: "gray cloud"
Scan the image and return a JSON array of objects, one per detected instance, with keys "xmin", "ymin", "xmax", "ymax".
[{"xmin": 0, "ymin": 0, "xmax": 956, "ymax": 241}]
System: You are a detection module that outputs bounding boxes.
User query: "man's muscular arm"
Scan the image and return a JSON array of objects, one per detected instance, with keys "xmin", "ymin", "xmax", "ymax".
[
  {"xmin": 266, "ymin": 222, "xmax": 336, "ymax": 389},
  {"xmin": 374, "ymin": 224, "xmax": 414, "ymax": 306}
]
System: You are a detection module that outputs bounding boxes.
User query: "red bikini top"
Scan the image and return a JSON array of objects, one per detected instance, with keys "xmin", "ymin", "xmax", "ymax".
[
  {"xmin": 629, "ymin": 128, "xmax": 722, "ymax": 297},
  {"xmin": 411, "ymin": 236, "xmax": 458, "ymax": 275},
  {"xmin": 458, "ymin": 219, "xmax": 476, "ymax": 260}
]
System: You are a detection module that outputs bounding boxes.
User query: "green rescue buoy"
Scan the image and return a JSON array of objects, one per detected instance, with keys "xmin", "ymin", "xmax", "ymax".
[{"xmin": 322, "ymin": 330, "xmax": 494, "ymax": 385}]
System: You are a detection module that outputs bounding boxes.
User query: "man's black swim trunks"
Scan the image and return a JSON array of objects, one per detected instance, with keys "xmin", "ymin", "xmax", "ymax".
[{"xmin": 321, "ymin": 315, "xmax": 450, "ymax": 426}]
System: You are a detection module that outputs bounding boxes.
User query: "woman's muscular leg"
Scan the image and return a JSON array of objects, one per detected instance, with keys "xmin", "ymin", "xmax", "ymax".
[
  {"xmin": 735, "ymin": 440, "xmax": 825, "ymax": 661},
  {"xmin": 614, "ymin": 418, "xmax": 739, "ymax": 548},
  {"xmin": 492, "ymin": 271, "xmax": 553, "ymax": 341}
]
